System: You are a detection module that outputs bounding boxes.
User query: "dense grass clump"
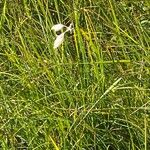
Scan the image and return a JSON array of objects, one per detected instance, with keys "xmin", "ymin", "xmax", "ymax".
[{"xmin": 0, "ymin": 0, "xmax": 150, "ymax": 149}]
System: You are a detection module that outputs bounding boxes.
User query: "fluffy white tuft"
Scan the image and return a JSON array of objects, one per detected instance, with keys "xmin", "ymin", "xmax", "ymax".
[
  {"xmin": 53, "ymin": 33, "xmax": 65, "ymax": 49},
  {"xmin": 51, "ymin": 24, "xmax": 65, "ymax": 32}
]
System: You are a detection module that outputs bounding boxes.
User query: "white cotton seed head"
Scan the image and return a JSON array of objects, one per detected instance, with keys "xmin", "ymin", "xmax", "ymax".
[
  {"xmin": 51, "ymin": 24, "xmax": 65, "ymax": 32},
  {"xmin": 53, "ymin": 33, "xmax": 65, "ymax": 49},
  {"xmin": 52, "ymin": 22, "xmax": 74, "ymax": 49}
]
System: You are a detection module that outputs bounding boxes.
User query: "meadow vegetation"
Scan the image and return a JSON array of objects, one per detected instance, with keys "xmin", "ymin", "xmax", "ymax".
[{"xmin": 0, "ymin": 0, "xmax": 150, "ymax": 149}]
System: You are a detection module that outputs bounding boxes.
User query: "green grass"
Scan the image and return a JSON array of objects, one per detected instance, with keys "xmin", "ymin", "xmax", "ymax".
[{"xmin": 0, "ymin": 0, "xmax": 150, "ymax": 149}]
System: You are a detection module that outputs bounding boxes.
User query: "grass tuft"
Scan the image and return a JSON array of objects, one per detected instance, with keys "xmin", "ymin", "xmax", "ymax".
[{"xmin": 0, "ymin": 0, "xmax": 150, "ymax": 149}]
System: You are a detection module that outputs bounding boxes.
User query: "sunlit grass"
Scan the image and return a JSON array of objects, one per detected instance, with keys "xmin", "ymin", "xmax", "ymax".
[{"xmin": 0, "ymin": 0, "xmax": 150, "ymax": 149}]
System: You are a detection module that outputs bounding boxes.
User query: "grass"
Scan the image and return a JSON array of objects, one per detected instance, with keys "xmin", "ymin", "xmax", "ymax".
[{"xmin": 0, "ymin": 0, "xmax": 150, "ymax": 149}]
